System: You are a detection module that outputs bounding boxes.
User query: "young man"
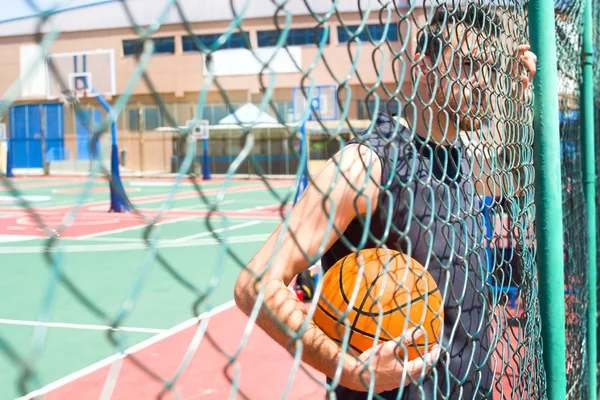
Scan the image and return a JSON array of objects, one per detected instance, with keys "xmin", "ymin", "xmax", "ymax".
[{"xmin": 235, "ymin": 5, "xmax": 537, "ymax": 399}]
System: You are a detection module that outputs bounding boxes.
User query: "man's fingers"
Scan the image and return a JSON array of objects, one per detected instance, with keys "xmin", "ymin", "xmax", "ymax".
[
  {"xmin": 524, "ymin": 54, "xmax": 537, "ymax": 74},
  {"xmin": 405, "ymin": 345, "xmax": 441, "ymax": 380},
  {"xmin": 401, "ymin": 327, "xmax": 424, "ymax": 346},
  {"xmin": 424, "ymin": 344, "xmax": 441, "ymax": 365},
  {"xmin": 529, "ymin": 51, "xmax": 538, "ymax": 63},
  {"xmin": 520, "ymin": 52, "xmax": 537, "ymax": 88}
]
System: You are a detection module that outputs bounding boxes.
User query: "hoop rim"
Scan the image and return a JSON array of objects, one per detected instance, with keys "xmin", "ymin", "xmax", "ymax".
[{"xmin": 60, "ymin": 89, "xmax": 92, "ymax": 105}]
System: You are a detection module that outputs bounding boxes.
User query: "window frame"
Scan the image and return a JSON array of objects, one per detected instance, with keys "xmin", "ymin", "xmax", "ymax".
[
  {"xmin": 122, "ymin": 36, "xmax": 176, "ymax": 57},
  {"xmin": 257, "ymin": 27, "xmax": 330, "ymax": 47},
  {"xmin": 337, "ymin": 23, "xmax": 399, "ymax": 44},
  {"xmin": 182, "ymin": 32, "xmax": 250, "ymax": 52}
]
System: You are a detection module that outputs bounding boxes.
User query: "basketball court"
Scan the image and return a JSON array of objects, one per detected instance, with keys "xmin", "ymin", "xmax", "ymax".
[
  {"xmin": 0, "ymin": 176, "xmax": 325, "ymax": 399},
  {"xmin": 0, "ymin": 35, "xmax": 340, "ymax": 399}
]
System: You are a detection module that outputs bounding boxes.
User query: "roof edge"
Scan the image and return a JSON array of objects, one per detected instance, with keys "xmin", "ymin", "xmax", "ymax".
[{"xmin": 0, "ymin": 0, "xmax": 119, "ymax": 24}]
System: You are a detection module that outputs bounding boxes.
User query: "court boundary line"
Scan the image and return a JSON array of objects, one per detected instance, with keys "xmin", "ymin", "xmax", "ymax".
[
  {"xmin": 0, "ymin": 233, "xmax": 273, "ymax": 253},
  {"xmin": 0, "ymin": 319, "xmax": 166, "ymax": 334},
  {"xmin": 17, "ymin": 300, "xmax": 236, "ymax": 400},
  {"xmin": 170, "ymin": 220, "xmax": 261, "ymax": 243},
  {"xmin": 75, "ymin": 215, "xmax": 200, "ymax": 240},
  {"xmin": 1, "ymin": 180, "xmax": 288, "ymax": 213}
]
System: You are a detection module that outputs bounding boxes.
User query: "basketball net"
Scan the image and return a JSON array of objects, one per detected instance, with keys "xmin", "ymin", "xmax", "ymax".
[{"xmin": 61, "ymin": 89, "xmax": 87, "ymax": 107}]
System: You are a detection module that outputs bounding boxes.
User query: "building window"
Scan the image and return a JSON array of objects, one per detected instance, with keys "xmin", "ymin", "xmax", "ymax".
[
  {"xmin": 257, "ymin": 28, "xmax": 329, "ymax": 47},
  {"xmin": 337, "ymin": 23, "xmax": 399, "ymax": 43},
  {"xmin": 199, "ymin": 104, "xmax": 239, "ymax": 125},
  {"xmin": 357, "ymin": 99, "xmax": 377, "ymax": 120},
  {"xmin": 153, "ymin": 37, "xmax": 175, "ymax": 54},
  {"xmin": 123, "ymin": 40, "xmax": 141, "ymax": 56},
  {"xmin": 144, "ymin": 107, "xmax": 161, "ymax": 130},
  {"xmin": 182, "ymin": 32, "xmax": 250, "ymax": 52},
  {"xmin": 123, "ymin": 37, "xmax": 175, "ymax": 56},
  {"xmin": 276, "ymin": 102, "xmax": 292, "ymax": 122},
  {"xmin": 128, "ymin": 109, "xmax": 139, "ymax": 131}
]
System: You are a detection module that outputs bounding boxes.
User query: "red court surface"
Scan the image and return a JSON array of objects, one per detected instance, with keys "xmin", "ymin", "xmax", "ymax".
[
  {"xmin": 37, "ymin": 304, "xmax": 528, "ymax": 399},
  {"xmin": 0, "ymin": 205, "xmax": 286, "ymax": 238},
  {"xmin": 0, "ymin": 181, "xmax": 291, "ymax": 238},
  {"xmin": 44, "ymin": 306, "xmax": 326, "ymax": 400}
]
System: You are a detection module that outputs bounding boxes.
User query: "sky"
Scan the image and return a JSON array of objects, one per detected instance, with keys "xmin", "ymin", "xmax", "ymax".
[{"xmin": 2, "ymin": 0, "xmax": 115, "ymax": 22}]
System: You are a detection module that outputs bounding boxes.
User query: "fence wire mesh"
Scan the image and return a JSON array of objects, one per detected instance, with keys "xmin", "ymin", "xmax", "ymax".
[
  {"xmin": 554, "ymin": 1, "xmax": 589, "ymax": 398},
  {"xmin": 0, "ymin": 0, "xmax": 596, "ymax": 399}
]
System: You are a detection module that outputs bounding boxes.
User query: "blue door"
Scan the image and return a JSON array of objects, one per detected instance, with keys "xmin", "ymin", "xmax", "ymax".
[
  {"xmin": 44, "ymin": 104, "xmax": 66, "ymax": 162},
  {"xmin": 9, "ymin": 106, "xmax": 35, "ymax": 168},
  {"xmin": 9, "ymin": 104, "xmax": 65, "ymax": 169},
  {"xmin": 76, "ymin": 110, "xmax": 102, "ymax": 160}
]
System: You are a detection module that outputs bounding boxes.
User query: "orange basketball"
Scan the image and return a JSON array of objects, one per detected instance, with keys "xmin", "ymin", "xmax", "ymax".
[{"xmin": 313, "ymin": 248, "xmax": 444, "ymax": 360}]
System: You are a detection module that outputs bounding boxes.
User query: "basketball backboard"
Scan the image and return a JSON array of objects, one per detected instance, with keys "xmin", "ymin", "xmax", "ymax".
[
  {"xmin": 46, "ymin": 49, "xmax": 116, "ymax": 100},
  {"xmin": 292, "ymin": 85, "xmax": 338, "ymax": 122},
  {"xmin": 186, "ymin": 120, "xmax": 210, "ymax": 140}
]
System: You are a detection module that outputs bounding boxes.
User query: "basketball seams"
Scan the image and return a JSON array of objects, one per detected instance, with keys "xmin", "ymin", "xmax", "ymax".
[
  {"xmin": 317, "ymin": 300, "xmax": 433, "ymax": 353},
  {"xmin": 314, "ymin": 249, "xmax": 444, "ymax": 359},
  {"xmin": 359, "ymin": 287, "xmax": 441, "ymax": 317},
  {"xmin": 316, "ymin": 302, "xmax": 392, "ymax": 343},
  {"xmin": 347, "ymin": 259, "xmax": 390, "ymax": 346},
  {"xmin": 338, "ymin": 254, "xmax": 351, "ymax": 306},
  {"xmin": 341, "ymin": 250, "xmax": 421, "ymax": 317}
]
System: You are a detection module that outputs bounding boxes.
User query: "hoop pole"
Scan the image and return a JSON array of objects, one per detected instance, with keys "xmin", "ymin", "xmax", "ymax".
[
  {"xmin": 5, "ymin": 138, "xmax": 14, "ymax": 177},
  {"xmin": 95, "ymin": 92, "xmax": 131, "ymax": 212},
  {"xmin": 293, "ymin": 121, "xmax": 308, "ymax": 204},
  {"xmin": 202, "ymin": 138, "xmax": 211, "ymax": 180}
]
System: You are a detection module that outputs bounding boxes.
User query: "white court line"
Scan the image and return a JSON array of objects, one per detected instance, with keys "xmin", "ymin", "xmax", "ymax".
[
  {"xmin": 0, "ymin": 319, "xmax": 165, "ymax": 334},
  {"xmin": 68, "ymin": 237, "xmax": 147, "ymax": 243},
  {"xmin": 66, "ymin": 220, "xmax": 276, "ymax": 244},
  {"xmin": 17, "ymin": 300, "xmax": 236, "ymax": 400},
  {"xmin": 128, "ymin": 181, "xmax": 196, "ymax": 187},
  {"xmin": 0, "ymin": 233, "xmax": 271, "ymax": 254},
  {"xmin": 171, "ymin": 220, "xmax": 261, "ymax": 243},
  {"xmin": 75, "ymin": 215, "xmax": 200, "ymax": 240},
  {"xmin": 236, "ymin": 204, "xmax": 282, "ymax": 212},
  {"xmin": 178, "ymin": 199, "xmax": 235, "ymax": 210},
  {"xmin": 87, "ymin": 204, "xmax": 114, "ymax": 211}
]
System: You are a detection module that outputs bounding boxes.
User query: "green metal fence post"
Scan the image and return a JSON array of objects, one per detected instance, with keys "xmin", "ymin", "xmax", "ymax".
[
  {"xmin": 528, "ymin": 0, "xmax": 568, "ymax": 399},
  {"xmin": 581, "ymin": 0, "xmax": 597, "ymax": 397}
]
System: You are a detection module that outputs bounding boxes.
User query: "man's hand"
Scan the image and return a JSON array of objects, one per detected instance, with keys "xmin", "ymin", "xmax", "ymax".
[
  {"xmin": 517, "ymin": 44, "xmax": 537, "ymax": 88},
  {"xmin": 344, "ymin": 329, "xmax": 441, "ymax": 393}
]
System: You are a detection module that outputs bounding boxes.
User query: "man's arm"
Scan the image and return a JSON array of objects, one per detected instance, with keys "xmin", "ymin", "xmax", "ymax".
[
  {"xmin": 234, "ymin": 143, "xmax": 378, "ymax": 391},
  {"xmin": 234, "ymin": 143, "xmax": 439, "ymax": 393}
]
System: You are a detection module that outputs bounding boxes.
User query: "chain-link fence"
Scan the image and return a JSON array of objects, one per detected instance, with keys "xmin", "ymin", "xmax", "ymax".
[
  {"xmin": 555, "ymin": 1, "xmax": 589, "ymax": 398},
  {"xmin": 0, "ymin": 0, "xmax": 598, "ymax": 399}
]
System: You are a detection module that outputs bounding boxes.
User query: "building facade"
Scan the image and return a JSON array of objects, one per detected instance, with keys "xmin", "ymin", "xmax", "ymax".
[{"xmin": 0, "ymin": 0, "xmax": 425, "ymax": 172}]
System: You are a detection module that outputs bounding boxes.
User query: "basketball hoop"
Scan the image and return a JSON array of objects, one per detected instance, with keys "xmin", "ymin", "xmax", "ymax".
[{"xmin": 61, "ymin": 89, "xmax": 87, "ymax": 107}]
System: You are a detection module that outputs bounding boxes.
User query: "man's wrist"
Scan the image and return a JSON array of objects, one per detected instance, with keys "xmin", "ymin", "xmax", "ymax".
[{"xmin": 338, "ymin": 355, "xmax": 368, "ymax": 392}]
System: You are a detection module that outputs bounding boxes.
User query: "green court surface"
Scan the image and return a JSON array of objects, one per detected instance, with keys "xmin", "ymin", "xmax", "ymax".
[{"xmin": 0, "ymin": 177, "xmax": 290, "ymax": 399}]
